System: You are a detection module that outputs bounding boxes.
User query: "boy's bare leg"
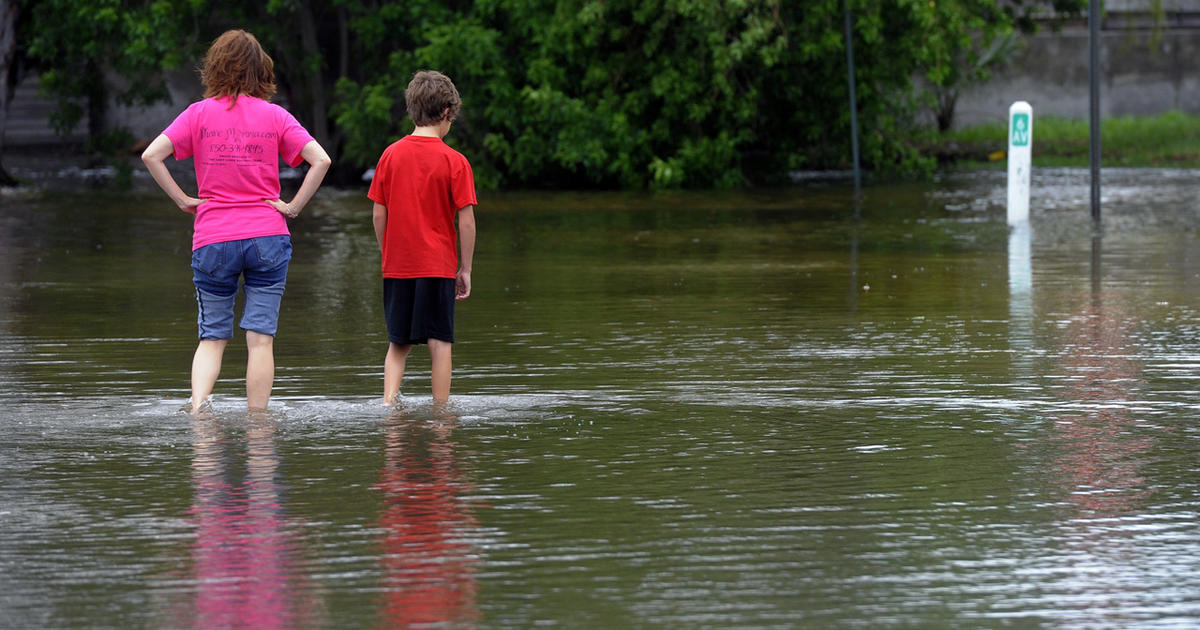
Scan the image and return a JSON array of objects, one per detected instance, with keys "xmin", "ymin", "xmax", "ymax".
[
  {"xmin": 191, "ymin": 339, "xmax": 229, "ymax": 413},
  {"xmin": 245, "ymin": 331, "xmax": 275, "ymax": 410},
  {"xmin": 429, "ymin": 338, "xmax": 453, "ymax": 403},
  {"xmin": 384, "ymin": 342, "xmax": 413, "ymax": 404}
]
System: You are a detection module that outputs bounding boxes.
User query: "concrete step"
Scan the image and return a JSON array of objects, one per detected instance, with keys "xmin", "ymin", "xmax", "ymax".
[{"xmin": 4, "ymin": 76, "xmax": 87, "ymax": 146}]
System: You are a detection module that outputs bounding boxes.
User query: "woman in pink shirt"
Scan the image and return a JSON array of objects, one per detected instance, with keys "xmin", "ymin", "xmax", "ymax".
[{"xmin": 142, "ymin": 30, "xmax": 331, "ymax": 414}]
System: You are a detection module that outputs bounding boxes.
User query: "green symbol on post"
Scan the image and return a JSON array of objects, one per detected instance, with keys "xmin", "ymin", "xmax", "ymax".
[{"xmin": 1011, "ymin": 113, "xmax": 1030, "ymax": 147}]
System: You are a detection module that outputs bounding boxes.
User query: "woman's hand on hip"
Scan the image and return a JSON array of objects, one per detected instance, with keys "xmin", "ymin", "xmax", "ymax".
[
  {"xmin": 179, "ymin": 196, "xmax": 206, "ymax": 214},
  {"xmin": 265, "ymin": 198, "xmax": 298, "ymax": 218}
]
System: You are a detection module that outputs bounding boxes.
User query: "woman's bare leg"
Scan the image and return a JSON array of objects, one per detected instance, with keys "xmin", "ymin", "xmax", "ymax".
[
  {"xmin": 245, "ymin": 331, "xmax": 275, "ymax": 410},
  {"xmin": 191, "ymin": 339, "xmax": 229, "ymax": 413}
]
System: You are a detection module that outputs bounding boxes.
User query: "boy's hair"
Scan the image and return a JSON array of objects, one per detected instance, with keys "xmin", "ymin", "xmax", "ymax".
[
  {"xmin": 200, "ymin": 29, "xmax": 277, "ymax": 106},
  {"xmin": 405, "ymin": 71, "xmax": 461, "ymax": 127}
]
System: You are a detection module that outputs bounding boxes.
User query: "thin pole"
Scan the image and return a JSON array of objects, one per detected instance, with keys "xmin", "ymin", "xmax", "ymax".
[
  {"xmin": 1089, "ymin": 0, "xmax": 1101, "ymax": 223},
  {"xmin": 843, "ymin": 0, "xmax": 861, "ymax": 191}
]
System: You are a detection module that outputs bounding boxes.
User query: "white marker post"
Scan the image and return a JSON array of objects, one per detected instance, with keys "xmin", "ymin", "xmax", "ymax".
[{"xmin": 1007, "ymin": 101, "xmax": 1033, "ymax": 225}]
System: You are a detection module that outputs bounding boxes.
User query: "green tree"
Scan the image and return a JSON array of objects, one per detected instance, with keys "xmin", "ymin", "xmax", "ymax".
[
  {"xmin": 749, "ymin": 0, "xmax": 1084, "ymax": 178},
  {"xmin": 1, "ymin": 0, "xmax": 21, "ymax": 186},
  {"xmin": 14, "ymin": 0, "xmax": 1088, "ymax": 189},
  {"xmin": 334, "ymin": 0, "xmax": 1076, "ymax": 186},
  {"xmin": 219, "ymin": 0, "xmax": 364, "ymax": 179},
  {"xmin": 335, "ymin": 0, "xmax": 790, "ymax": 188},
  {"xmin": 919, "ymin": 0, "xmax": 1087, "ymax": 132},
  {"xmin": 19, "ymin": 0, "xmax": 365, "ymax": 178},
  {"xmin": 332, "ymin": 0, "xmax": 503, "ymax": 184},
  {"xmin": 23, "ymin": 0, "xmax": 207, "ymax": 156}
]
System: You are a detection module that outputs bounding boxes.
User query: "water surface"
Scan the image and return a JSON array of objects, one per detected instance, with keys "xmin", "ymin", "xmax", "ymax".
[{"xmin": 4, "ymin": 168, "xmax": 1200, "ymax": 628}]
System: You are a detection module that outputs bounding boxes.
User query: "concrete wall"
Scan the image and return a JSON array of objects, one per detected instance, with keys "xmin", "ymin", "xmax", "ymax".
[
  {"xmin": 4, "ymin": 69, "xmax": 202, "ymax": 148},
  {"xmin": 954, "ymin": 11, "xmax": 1200, "ymax": 127},
  {"xmin": 3, "ymin": 75, "xmax": 85, "ymax": 146}
]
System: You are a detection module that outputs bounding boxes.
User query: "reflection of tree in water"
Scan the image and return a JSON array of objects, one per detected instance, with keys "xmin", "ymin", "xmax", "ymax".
[
  {"xmin": 376, "ymin": 409, "xmax": 480, "ymax": 628},
  {"xmin": 187, "ymin": 418, "xmax": 323, "ymax": 629},
  {"xmin": 1054, "ymin": 294, "xmax": 1153, "ymax": 519}
]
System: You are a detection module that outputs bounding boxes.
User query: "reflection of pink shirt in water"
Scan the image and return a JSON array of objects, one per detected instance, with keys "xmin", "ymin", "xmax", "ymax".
[
  {"xmin": 163, "ymin": 96, "xmax": 314, "ymax": 250},
  {"xmin": 192, "ymin": 470, "xmax": 298, "ymax": 630}
]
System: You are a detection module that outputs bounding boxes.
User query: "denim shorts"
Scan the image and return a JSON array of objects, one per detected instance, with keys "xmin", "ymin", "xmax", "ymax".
[{"xmin": 191, "ymin": 235, "xmax": 292, "ymax": 340}]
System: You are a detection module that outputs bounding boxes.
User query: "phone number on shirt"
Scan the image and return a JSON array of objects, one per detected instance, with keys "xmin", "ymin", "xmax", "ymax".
[{"xmin": 208, "ymin": 143, "xmax": 265, "ymax": 155}]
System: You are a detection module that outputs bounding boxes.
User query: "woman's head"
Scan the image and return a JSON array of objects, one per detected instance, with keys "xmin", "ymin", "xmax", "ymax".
[
  {"xmin": 405, "ymin": 71, "xmax": 461, "ymax": 127},
  {"xmin": 200, "ymin": 29, "xmax": 276, "ymax": 104}
]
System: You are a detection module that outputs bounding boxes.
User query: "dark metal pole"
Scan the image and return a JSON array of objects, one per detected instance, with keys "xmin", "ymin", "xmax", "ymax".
[
  {"xmin": 843, "ymin": 0, "xmax": 861, "ymax": 192},
  {"xmin": 1089, "ymin": 0, "xmax": 1101, "ymax": 223}
]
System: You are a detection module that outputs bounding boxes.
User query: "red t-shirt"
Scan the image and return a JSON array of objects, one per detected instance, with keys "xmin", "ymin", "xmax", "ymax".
[{"xmin": 367, "ymin": 135, "xmax": 477, "ymax": 278}]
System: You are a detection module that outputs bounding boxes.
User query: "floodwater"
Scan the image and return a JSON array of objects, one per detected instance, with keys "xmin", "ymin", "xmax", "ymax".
[{"xmin": 4, "ymin": 167, "xmax": 1200, "ymax": 628}]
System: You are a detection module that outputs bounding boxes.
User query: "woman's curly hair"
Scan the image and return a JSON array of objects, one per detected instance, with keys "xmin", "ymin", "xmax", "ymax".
[{"xmin": 200, "ymin": 30, "xmax": 277, "ymax": 107}]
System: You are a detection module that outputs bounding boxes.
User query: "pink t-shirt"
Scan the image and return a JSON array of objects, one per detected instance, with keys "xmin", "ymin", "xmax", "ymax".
[{"xmin": 163, "ymin": 96, "xmax": 314, "ymax": 250}]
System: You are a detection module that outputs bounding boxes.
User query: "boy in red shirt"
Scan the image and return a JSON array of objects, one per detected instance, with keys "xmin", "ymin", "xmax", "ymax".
[{"xmin": 368, "ymin": 71, "xmax": 477, "ymax": 404}]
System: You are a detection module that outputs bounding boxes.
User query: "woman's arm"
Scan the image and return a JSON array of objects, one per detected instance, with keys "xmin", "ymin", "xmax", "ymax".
[
  {"xmin": 140, "ymin": 134, "xmax": 206, "ymax": 214},
  {"xmin": 266, "ymin": 140, "xmax": 332, "ymax": 218}
]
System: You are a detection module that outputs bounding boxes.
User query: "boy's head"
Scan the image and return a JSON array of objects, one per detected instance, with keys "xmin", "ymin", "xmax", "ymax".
[
  {"xmin": 405, "ymin": 71, "xmax": 461, "ymax": 127},
  {"xmin": 201, "ymin": 29, "xmax": 277, "ymax": 102}
]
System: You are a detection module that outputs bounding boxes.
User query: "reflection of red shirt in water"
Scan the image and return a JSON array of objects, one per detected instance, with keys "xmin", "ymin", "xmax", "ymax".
[
  {"xmin": 1054, "ymin": 299, "xmax": 1152, "ymax": 518},
  {"xmin": 376, "ymin": 429, "xmax": 479, "ymax": 627}
]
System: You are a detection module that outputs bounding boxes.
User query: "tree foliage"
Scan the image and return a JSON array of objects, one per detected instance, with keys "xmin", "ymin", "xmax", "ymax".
[
  {"xmin": 16, "ymin": 0, "xmax": 1086, "ymax": 188},
  {"xmin": 1, "ymin": 0, "xmax": 18, "ymax": 185},
  {"xmin": 23, "ymin": 0, "xmax": 207, "ymax": 141}
]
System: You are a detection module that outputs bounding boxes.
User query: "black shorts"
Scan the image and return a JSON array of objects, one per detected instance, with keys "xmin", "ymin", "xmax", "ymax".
[{"xmin": 383, "ymin": 277, "xmax": 456, "ymax": 344}]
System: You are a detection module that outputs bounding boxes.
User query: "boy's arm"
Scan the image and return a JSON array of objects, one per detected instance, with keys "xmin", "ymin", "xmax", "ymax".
[
  {"xmin": 456, "ymin": 205, "xmax": 475, "ymax": 301},
  {"xmin": 372, "ymin": 202, "xmax": 388, "ymax": 251},
  {"xmin": 140, "ymin": 134, "xmax": 206, "ymax": 214}
]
